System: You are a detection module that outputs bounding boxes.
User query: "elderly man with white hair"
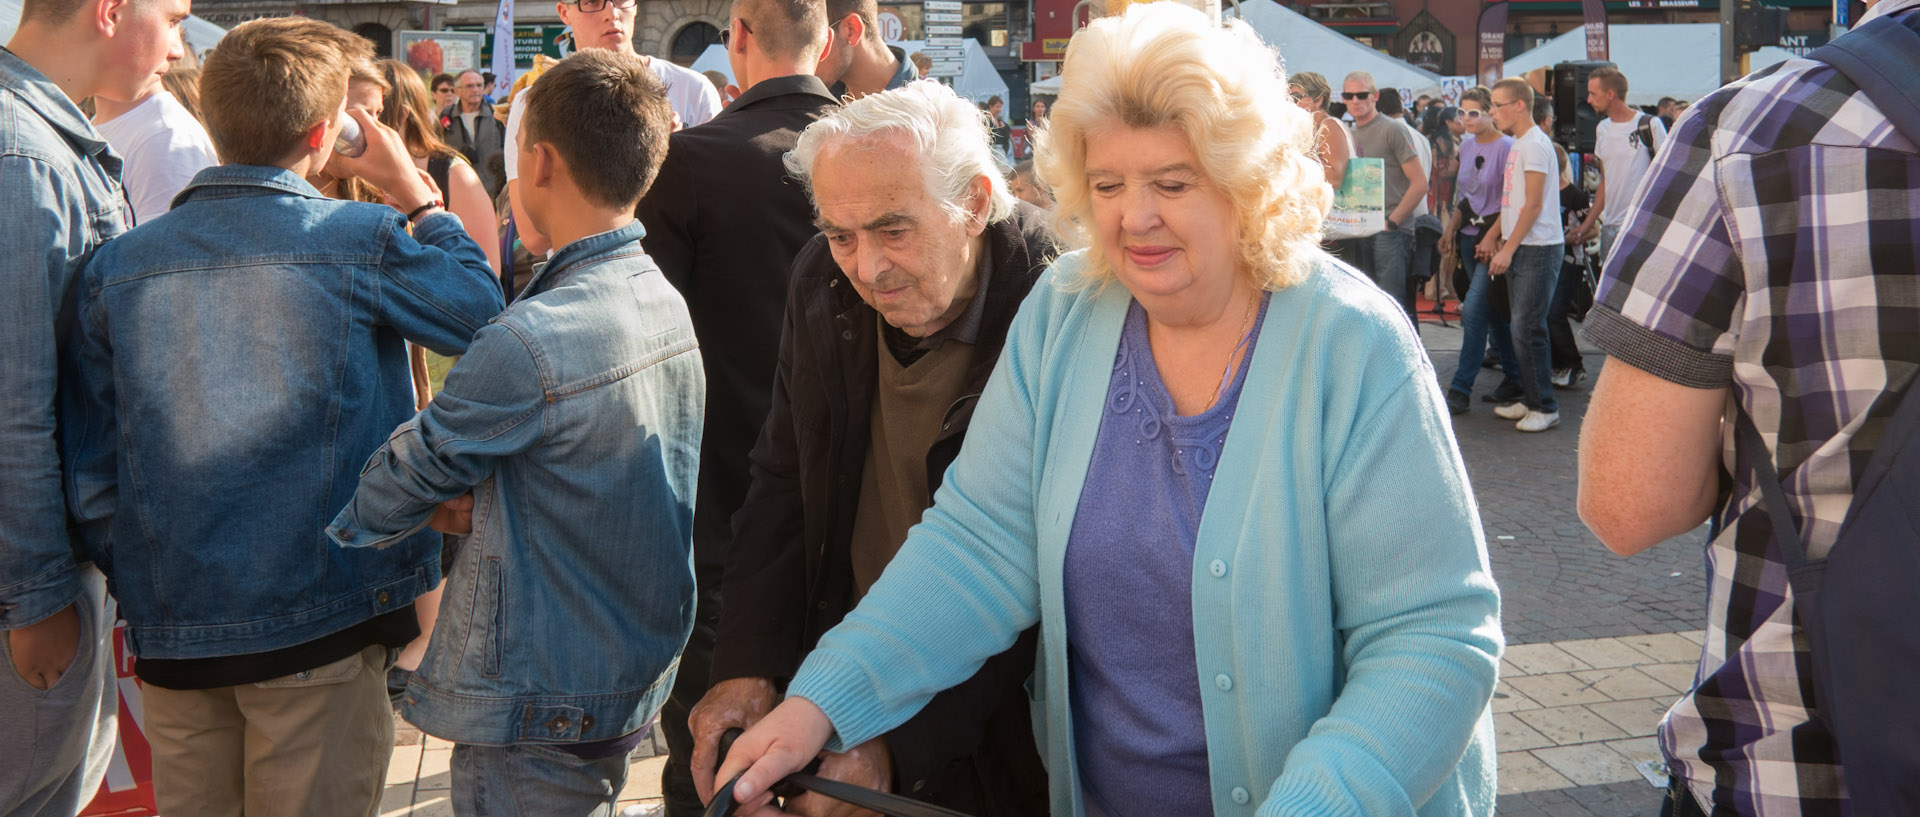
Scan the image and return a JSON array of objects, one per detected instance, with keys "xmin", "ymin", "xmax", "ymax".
[{"xmin": 686, "ymin": 79, "xmax": 1056, "ymax": 817}]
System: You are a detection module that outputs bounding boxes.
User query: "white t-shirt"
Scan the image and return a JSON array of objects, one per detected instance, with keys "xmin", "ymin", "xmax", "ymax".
[
  {"xmin": 1593, "ymin": 112, "xmax": 1667, "ymax": 228},
  {"xmin": 94, "ymin": 91, "xmax": 220, "ymax": 225},
  {"xmin": 505, "ymin": 54, "xmax": 723, "ymax": 183},
  {"xmin": 1501, "ymin": 125, "xmax": 1565, "ymax": 247},
  {"xmin": 1402, "ymin": 119, "xmax": 1432, "ymax": 219}
]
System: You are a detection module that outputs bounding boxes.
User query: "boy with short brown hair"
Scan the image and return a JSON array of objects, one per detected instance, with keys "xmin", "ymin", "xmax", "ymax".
[{"xmin": 63, "ymin": 16, "xmax": 504, "ymax": 816}]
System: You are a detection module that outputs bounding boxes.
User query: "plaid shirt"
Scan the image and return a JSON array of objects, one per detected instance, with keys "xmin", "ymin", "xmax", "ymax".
[{"xmin": 1583, "ymin": 13, "xmax": 1920, "ymax": 815}]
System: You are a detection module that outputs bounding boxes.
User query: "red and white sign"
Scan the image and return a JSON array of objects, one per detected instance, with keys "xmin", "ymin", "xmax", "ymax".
[{"xmin": 81, "ymin": 625, "xmax": 158, "ymax": 817}]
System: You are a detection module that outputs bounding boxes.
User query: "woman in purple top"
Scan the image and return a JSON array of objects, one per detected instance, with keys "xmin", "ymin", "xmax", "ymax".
[{"xmin": 1440, "ymin": 86, "xmax": 1522, "ymax": 414}]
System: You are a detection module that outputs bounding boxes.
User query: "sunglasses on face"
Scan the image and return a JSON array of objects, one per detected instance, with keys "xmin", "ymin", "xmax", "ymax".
[
  {"xmin": 720, "ymin": 18, "xmax": 751, "ymax": 46},
  {"xmin": 1460, "ymin": 109, "xmax": 1486, "ymax": 120},
  {"xmin": 1341, "ymin": 91, "xmax": 1372, "ymax": 100},
  {"xmin": 1289, "ymin": 92, "xmax": 1307, "ymax": 101}
]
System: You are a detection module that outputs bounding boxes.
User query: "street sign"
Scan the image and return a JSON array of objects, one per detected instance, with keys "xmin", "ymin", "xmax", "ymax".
[
  {"xmin": 926, "ymin": 11, "xmax": 962, "ymax": 22},
  {"xmin": 925, "ymin": 0, "xmax": 962, "ymax": 9},
  {"xmin": 927, "ymin": 24, "xmax": 962, "ymax": 35},
  {"xmin": 930, "ymin": 59, "xmax": 964, "ymax": 77}
]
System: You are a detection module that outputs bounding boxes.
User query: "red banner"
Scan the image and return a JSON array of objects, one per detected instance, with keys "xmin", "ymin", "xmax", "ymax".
[
  {"xmin": 1583, "ymin": 0, "xmax": 1610, "ymax": 60},
  {"xmin": 1476, "ymin": 1, "xmax": 1509, "ymax": 86}
]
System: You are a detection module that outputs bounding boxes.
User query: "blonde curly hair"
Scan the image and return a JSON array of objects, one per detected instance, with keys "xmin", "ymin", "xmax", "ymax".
[{"xmin": 1033, "ymin": 1, "xmax": 1331, "ymax": 291}]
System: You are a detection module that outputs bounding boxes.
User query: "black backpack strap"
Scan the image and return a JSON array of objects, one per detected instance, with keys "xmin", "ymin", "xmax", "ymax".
[
  {"xmin": 1731, "ymin": 405, "xmax": 1813, "ymax": 569},
  {"xmin": 427, "ymin": 155, "xmax": 453, "ymax": 203},
  {"xmin": 1805, "ymin": 11, "xmax": 1920, "ymax": 147}
]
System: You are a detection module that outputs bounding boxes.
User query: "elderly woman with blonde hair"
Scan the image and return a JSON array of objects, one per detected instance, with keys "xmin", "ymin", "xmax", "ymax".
[{"xmin": 714, "ymin": 4, "xmax": 1501, "ymax": 816}]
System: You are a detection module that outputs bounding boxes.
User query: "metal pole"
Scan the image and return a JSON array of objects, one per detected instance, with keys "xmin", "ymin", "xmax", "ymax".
[{"xmin": 1720, "ymin": 0, "xmax": 1740, "ymax": 85}]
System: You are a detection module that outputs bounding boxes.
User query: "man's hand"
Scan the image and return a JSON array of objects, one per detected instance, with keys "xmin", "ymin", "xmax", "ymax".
[
  {"xmin": 7, "ymin": 604, "xmax": 80, "ymax": 690},
  {"xmin": 784, "ymin": 737, "xmax": 892, "ymax": 817},
  {"xmin": 692, "ymin": 677, "xmax": 780, "ymax": 803},
  {"xmin": 429, "ymin": 493, "xmax": 474, "ymax": 535},
  {"xmin": 328, "ymin": 109, "xmax": 439, "ymax": 214},
  {"xmin": 1490, "ymin": 246, "xmax": 1515, "ymax": 277}
]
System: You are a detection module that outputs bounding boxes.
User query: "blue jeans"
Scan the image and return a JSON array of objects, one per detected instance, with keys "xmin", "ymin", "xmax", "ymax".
[
  {"xmin": 1448, "ymin": 232, "xmax": 1521, "ymax": 397},
  {"xmin": 452, "ymin": 742, "xmax": 632, "ymax": 817},
  {"xmin": 1365, "ymin": 229, "xmax": 1414, "ymax": 324},
  {"xmin": 1506, "ymin": 243, "xmax": 1564, "ymax": 414}
]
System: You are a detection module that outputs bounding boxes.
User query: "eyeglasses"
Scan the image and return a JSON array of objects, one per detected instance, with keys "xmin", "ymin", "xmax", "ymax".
[
  {"xmin": 565, "ymin": 0, "xmax": 635, "ymax": 13},
  {"xmin": 1289, "ymin": 91, "xmax": 1307, "ymax": 101},
  {"xmin": 720, "ymin": 18, "xmax": 751, "ymax": 46},
  {"xmin": 1341, "ymin": 91, "xmax": 1372, "ymax": 100},
  {"xmin": 1493, "ymin": 98, "xmax": 1525, "ymax": 110}
]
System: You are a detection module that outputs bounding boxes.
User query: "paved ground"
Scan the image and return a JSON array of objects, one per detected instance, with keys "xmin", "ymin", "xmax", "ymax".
[{"xmin": 381, "ymin": 316, "xmax": 1709, "ymax": 817}]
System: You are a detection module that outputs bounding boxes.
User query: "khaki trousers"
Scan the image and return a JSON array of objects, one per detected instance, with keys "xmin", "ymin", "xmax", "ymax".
[{"xmin": 142, "ymin": 644, "xmax": 394, "ymax": 817}]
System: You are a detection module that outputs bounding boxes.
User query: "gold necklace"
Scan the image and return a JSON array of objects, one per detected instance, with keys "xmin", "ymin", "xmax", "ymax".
[{"xmin": 1205, "ymin": 291, "xmax": 1258, "ymax": 412}]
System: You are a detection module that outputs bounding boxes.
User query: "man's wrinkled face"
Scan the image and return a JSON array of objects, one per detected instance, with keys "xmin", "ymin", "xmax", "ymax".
[
  {"xmin": 457, "ymin": 71, "xmax": 486, "ymax": 108},
  {"xmin": 812, "ymin": 136, "xmax": 987, "ymax": 338}
]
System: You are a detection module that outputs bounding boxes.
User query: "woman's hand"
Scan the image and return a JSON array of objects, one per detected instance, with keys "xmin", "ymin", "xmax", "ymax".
[
  {"xmin": 691, "ymin": 677, "xmax": 780, "ymax": 803},
  {"xmin": 1490, "ymin": 246, "xmax": 1515, "ymax": 277},
  {"xmin": 713, "ymin": 697, "xmax": 837, "ymax": 814}
]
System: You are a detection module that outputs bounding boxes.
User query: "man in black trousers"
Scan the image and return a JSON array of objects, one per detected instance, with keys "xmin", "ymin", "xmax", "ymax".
[{"xmin": 633, "ymin": 0, "xmax": 837, "ymax": 812}]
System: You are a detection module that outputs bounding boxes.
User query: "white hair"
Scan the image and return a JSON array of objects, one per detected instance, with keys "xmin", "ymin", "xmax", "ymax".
[{"xmin": 785, "ymin": 80, "xmax": 1016, "ymax": 225}]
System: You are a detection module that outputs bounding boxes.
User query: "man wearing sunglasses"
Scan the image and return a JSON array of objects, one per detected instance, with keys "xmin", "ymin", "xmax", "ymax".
[
  {"xmin": 634, "ymin": 1, "xmax": 839, "ymax": 813},
  {"xmin": 1341, "ymin": 71, "xmax": 1427, "ymax": 321}
]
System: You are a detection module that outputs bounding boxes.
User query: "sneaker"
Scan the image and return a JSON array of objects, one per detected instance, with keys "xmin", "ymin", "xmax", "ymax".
[
  {"xmin": 1564, "ymin": 368, "xmax": 1586, "ymax": 390},
  {"xmin": 1493, "ymin": 401, "xmax": 1530, "ymax": 420},
  {"xmin": 1482, "ymin": 380, "xmax": 1524, "ymax": 403},
  {"xmin": 1551, "ymin": 368, "xmax": 1573, "ymax": 388},
  {"xmin": 1446, "ymin": 389, "xmax": 1470, "ymax": 416},
  {"xmin": 1516, "ymin": 410, "xmax": 1561, "ymax": 432}
]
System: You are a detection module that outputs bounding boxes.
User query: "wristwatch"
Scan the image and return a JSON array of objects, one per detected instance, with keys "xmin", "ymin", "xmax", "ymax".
[{"xmin": 1386, "ymin": 218, "xmax": 1401, "ymax": 232}]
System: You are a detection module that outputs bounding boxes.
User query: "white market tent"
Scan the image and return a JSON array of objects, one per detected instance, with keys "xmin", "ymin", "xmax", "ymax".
[
  {"xmin": 0, "ymin": 0, "xmax": 227, "ymax": 56},
  {"xmin": 1228, "ymin": 0, "xmax": 1445, "ymax": 97},
  {"xmin": 1502, "ymin": 24, "xmax": 1735, "ymax": 105},
  {"xmin": 692, "ymin": 38, "xmax": 1011, "ymax": 104},
  {"xmin": 1036, "ymin": 0, "xmax": 1444, "ymax": 97}
]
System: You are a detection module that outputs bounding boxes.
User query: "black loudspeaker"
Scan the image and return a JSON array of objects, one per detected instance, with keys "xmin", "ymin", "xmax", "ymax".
[{"xmin": 1548, "ymin": 60, "xmax": 1611, "ymax": 154}]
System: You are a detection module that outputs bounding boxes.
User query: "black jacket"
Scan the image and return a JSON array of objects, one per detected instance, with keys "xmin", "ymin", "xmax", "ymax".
[
  {"xmin": 710, "ymin": 205, "xmax": 1057, "ymax": 814},
  {"xmin": 438, "ymin": 104, "xmax": 506, "ymax": 198},
  {"xmin": 635, "ymin": 75, "xmax": 839, "ymax": 569}
]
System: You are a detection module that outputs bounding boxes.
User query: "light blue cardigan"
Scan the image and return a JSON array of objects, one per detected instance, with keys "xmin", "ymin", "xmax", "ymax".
[{"xmin": 788, "ymin": 250, "xmax": 1502, "ymax": 817}]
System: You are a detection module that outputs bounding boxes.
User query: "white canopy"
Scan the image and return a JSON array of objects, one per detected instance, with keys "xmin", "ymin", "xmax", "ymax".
[
  {"xmin": 1, "ymin": 0, "xmax": 227, "ymax": 56},
  {"xmin": 692, "ymin": 38, "xmax": 1011, "ymax": 104},
  {"xmin": 1228, "ymin": 0, "xmax": 1445, "ymax": 97},
  {"xmin": 1503, "ymin": 24, "xmax": 1728, "ymax": 106}
]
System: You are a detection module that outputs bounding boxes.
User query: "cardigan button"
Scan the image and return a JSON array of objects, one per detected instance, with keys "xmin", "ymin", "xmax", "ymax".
[
  {"xmin": 1214, "ymin": 673, "xmax": 1233, "ymax": 692},
  {"xmin": 1209, "ymin": 559, "xmax": 1227, "ymax": 578},
  {"xmin": 1231, "ymin": 786, "xmax": 1250, "ymax": 805}
]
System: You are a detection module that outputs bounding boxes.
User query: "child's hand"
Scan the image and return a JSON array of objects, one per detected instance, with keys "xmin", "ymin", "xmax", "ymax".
[
  {"xmin": 328, "ymin": 109, "xmax": 438, "ymax": 214},
  {"xmin": 429, "ymin": 493, "xmax": 475, "ymax": 535}
]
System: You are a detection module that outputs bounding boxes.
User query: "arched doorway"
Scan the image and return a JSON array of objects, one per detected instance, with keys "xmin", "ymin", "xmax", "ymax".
[
  {"xmin": 352, "ymin": 23, "xmax": 394, "ymax": 58},
  {"xmin": 670, "ymin": 22, "xmax": 722, "ymax": 67}
]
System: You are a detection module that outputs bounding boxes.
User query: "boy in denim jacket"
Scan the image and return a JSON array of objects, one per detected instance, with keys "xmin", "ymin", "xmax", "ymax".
[
  {"xmin": 63, "ymin": 18, "xmax": 504, "ymax": 816},
  {"xmin": 329, "ymin": 51, "xmax": 705, "ymax": 813}
]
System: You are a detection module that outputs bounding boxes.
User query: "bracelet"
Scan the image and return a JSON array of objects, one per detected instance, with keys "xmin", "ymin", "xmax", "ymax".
[{"xmin": 406, "ymin": 201, "xmax": 444, "ymax": 222}]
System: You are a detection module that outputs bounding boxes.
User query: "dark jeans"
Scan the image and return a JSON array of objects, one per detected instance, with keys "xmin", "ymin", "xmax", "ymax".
[
  {"xmin": 1507, "ymin": 243, "xmax": 1563, "ymax": 414},
  {"xmin": 1449, "ymin": 232, "xmax": 1521, "ymax": 397},
  {"xmin": 660, "ymin": 563, "xmax": 723, "ymax": 817},
  {"xmin": 1547, "ymin": 256, "xmax": 1586, "ymax": 373},
  {"xmin": 1659, "ymin": 779, "xmax": 1709, "ymax": 817},
  {"xmin": 1364, "ymin": 229, "xmax": 1415, "ymax": 325}
]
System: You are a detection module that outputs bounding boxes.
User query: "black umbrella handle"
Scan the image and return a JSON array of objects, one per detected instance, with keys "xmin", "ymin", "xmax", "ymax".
[{"xmin": 702, "ymin": 728, "xmax": 976, "ymax": 817}]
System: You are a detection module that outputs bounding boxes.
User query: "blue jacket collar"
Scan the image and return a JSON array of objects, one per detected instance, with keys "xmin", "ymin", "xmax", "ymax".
[
  {"xmin": 524, "ymin": 220, "xmax": 648, "ymax": 295},
  {"xmin": 172, "ymin": 164, "xmax": 328, "ymax": 207},
  {"xmin": 0, "ymin": 47, "xmax": 111, "ymax": 157}
]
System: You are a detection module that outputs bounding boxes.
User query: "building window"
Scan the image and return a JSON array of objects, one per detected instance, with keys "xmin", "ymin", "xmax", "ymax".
[
  {"xmin": 671, "ymin": 22, "xmax": 722, "ymax": 66},
  {"xmin": 353, "ymin": 23, "xmax": 394, "ymax": 58}
]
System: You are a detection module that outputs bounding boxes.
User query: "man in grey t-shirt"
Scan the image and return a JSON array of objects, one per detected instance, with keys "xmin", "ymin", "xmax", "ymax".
[{"xmin": 1343, "ymin": 71, "xmax": 1427, "ymax": 321}]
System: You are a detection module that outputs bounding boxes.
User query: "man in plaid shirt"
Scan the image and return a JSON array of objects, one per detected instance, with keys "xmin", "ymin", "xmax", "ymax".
[{"xmin": 1576, "ymin": 0, "xmax": 1920, "ymax": 813}]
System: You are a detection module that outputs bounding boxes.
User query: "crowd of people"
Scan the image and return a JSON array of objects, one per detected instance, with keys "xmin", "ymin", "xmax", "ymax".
[{"xmin": 3, "ymin": 0, "xmax": 1916, "ymax": 814}]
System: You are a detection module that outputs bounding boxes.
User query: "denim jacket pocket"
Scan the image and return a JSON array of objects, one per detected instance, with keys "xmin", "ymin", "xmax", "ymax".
[
  {"xmin": 253, "ymin": 649, "xmax": 366, "ymax": 689},
  {"xmin": 483, "ymin": 556, "xmax": 505, "ymax": 678}
]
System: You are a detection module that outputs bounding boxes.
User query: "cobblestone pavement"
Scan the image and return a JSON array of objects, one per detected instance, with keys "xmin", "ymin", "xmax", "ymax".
[{"xmin": 383, "ymin": 319, "xmax": 1714, "ymax": 817}]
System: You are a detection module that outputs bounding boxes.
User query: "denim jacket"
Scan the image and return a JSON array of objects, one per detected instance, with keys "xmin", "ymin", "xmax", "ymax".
[
  {"xmin": 63, "ymin": 165, "xmax": 505, "ymax": 659},
  {"xmin": 0, "ymin": 48, "xmax": 130, "ymax": 631},
  {"xmin": 328, "ymin": 222, "xmax": 704, "ymax": 746}
]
